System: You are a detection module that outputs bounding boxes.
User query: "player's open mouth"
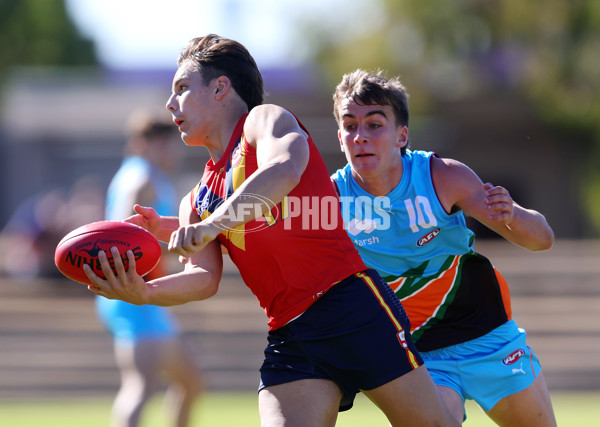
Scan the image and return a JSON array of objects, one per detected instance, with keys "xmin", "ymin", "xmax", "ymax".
[{"xmin": 356, "ymin": 154, "xmax": 374, "ymax": 158}]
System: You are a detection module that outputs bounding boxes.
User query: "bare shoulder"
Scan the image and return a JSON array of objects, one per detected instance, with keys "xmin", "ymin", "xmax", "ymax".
[
  {"xmin": 431, "ymin": 156, "xmax": 484, "ymax": 212},
  {"xmin": 432, "ymin": 156, "xmax": 482, "ymax": 186},
  {"xmin": 245, "ymin": 104, "xmax": 304, "ymax": 143},
  {"xmin": 246, "ymin": 104, "xmax": 293, "ymax": 128}
]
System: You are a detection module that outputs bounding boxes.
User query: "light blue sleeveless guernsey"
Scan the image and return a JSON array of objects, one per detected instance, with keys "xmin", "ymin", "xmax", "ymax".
[
  {"xmin": 332, "ymin": 150, "xmax": 474, "ymax": 279},
  {"xmin": 332, "ymin": 150, "xmax": 511, "ymax": 351},
  {"xmin": 96, "ymin": 155, "xmax": 178, "ymax": 343}
]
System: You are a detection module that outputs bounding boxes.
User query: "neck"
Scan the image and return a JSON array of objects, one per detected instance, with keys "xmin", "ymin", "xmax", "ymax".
[
  {"xmin": 206, "ymin": 103, "xmax": 249, "ymax": 162},
  {"xmin": 352, "ymin": 161, "xmax": 404, "ymax": 197}
]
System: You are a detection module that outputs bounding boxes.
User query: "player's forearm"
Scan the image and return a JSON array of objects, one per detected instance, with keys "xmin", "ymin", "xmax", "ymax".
[
  {"xmin": 145, "ymin": 267, "xmax": 221, "ymax": 306},
  {"xmin": 504, "ymin": 205, "xmax": 554, "ymax": 251},
  {"xmin": 156, "ymin": 216, "xmax": 181, "ymax": 242}
]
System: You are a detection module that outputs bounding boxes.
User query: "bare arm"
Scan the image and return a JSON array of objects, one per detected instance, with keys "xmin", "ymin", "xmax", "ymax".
[
  {"xmin": 169, "ymin": 105, "xmax": 310, "ymax": 258},
  {"xmin": 85, "ymin": 193, "xmax": 223, "ymax": 306},
  {"xmin": 144, "ymin": 193, "xmax": 223, "ymax": 305},
  {"xmin": 432, "ymin": 157, "xmax": 554, "ymax": 251}
]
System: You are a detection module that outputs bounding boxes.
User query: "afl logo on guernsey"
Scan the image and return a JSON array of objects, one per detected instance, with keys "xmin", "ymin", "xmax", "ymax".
[
  {"xmin": 502, "ymin": 348, "xmax": 525, "ymax": 365},
  {"xmin": 417, "ymin": 228, "xmax": 440, "ymax": 247}
]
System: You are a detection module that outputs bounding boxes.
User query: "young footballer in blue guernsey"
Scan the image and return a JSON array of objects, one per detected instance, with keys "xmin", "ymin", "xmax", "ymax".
[
  {"xmin": 84, "ymin": 36, "xmax": 457, "ymax": 426},
  {"xmin": 331, "ymin": 69, "xmax": 557, "ymax": 426},
  {"xmin": 96, "ymin": 111, "xmax": 202, "ymax": 427}
]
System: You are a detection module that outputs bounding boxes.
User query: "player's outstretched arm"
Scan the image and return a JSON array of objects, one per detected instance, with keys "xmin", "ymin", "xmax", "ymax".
[
  {"xmin": 84, "ymin": 238, "xmax": 222, "ymax": 306},
  {"xmin": 481, "ymin": 181, "xmax": 554, "ymax": 250},
  {"xmin": 433, "ymin": 157, "xmax": 554, "ymax": 251},
  {"xmin": 87, "ymin": 196, "xmax": 223, "ymax": 306}
]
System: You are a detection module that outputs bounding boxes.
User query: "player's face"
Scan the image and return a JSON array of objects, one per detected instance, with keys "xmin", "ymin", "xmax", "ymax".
[
  {"xmin": 337, "ymin": 98, "xmax": 407, "ymax": 181},
  {"xmin": 166, "ymin": 62, "xmax": 217, "ymax": 147}
]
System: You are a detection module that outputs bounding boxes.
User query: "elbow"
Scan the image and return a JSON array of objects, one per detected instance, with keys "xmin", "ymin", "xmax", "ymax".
[
  {"xmin": 278, "ymin": 161, "xmax": 303, "ymax": 191},
  {"xmin": 202, "ymin": 270, "xmax": 221, "ymax": 299},
  {"xmin": 542, "ymin": 231, "xmax": 555, "ymax": 251},
  {"xmin": 201, "ymin": 284, "xmax": 219, "ymax": 300},
  {"xmin": 532, "ymin": 229, "xmax": 554, "ymax": 252},
  {"xmin": 188, "ymin": 269, "xmax": 221, "ymax": 301},
  {"xmin": 286, "ymin": 170, "xmax": 303, "ymax": 191}
]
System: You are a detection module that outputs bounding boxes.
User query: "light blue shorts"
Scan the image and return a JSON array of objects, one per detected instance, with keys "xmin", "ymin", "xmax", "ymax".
[
  {"xmin": 95, "ymin": 296, "xmax": 178, "ymax": 343},
  {"xmin": 420, "ymin": 320, "xmax": 541, "ymax": 413}
]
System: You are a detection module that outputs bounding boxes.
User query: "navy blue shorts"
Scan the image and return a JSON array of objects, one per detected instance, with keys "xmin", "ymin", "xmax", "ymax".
[{"xmin": 259, "ymin": 269, "xmax": 423, "ymax": 411}]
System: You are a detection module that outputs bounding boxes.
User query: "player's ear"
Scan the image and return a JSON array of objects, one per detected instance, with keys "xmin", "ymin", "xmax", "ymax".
[
  {"xmin": 338, "ymin": 129, "xmax": 344, "ymax": 152},
  {"xmin": 214, "ymin": 76, "xmax": 231, "ymax": 99},
  {"xmin": 396, "ymin": 125, "xmax": 408, "ymax": 149}
]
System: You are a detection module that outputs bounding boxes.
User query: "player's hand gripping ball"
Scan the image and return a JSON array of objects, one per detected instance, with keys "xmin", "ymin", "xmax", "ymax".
[{"xmin": 54, "ymin": 220, "xmax": 161, "ymax": 285}]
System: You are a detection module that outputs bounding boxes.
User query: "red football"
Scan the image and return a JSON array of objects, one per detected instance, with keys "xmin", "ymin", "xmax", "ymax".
[{"xmin": 54, "ymin": 220, "xmax": 161, "ymax": 285}]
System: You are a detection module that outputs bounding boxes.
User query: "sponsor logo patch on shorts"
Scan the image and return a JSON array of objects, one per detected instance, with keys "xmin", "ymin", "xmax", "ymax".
[{"xmin": 502, "ymin": 348, "xmax": 525, "ymax": 365}]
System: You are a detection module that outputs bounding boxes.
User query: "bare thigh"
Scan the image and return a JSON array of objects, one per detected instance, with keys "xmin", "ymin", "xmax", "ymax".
[
  {"xmin": 258, "ymin": 379, "xmax": 342, "ymax": 427},
  {"xmin": 437, "ymin": 385, "xmax": 464, "ymax": 423},
  {"xmin": 160, "ymin": 337, "xmax": 202, "ymax": 393},
  {"xmin": 486, "ymin": 372, "xmax": 557, "ymax": 427},
  {"xmin": 115, "ymin": 340, "xmax": 162, "ymax": 389},
  {"xmin": 362, "ymin": 365, "xmax": 459, "ymax": 427}
]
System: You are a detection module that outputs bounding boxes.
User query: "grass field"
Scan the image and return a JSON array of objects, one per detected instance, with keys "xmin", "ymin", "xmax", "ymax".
[{"xmin": 0, "ymin": 391, "xmax": 598, "ymax": 426}]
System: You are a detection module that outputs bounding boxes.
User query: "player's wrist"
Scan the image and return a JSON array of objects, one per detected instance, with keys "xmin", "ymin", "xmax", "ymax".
[{"xmin": 198, "ymin": 219, "xmax": 222, "ymax": 242}]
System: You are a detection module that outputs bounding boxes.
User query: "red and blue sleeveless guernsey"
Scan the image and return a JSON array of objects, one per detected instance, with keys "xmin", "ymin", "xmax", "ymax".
[{"xmin": 191, "ymin": 113, "xmax": 367, "ymax": 330}]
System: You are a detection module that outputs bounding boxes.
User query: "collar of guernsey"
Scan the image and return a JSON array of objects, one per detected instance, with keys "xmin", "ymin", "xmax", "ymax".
[{"xmin": 190, "ymin": 112, "xmax": 366, "ymax": 330}]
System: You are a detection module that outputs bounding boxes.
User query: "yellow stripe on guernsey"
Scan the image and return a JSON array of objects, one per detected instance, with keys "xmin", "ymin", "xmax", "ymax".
[
  {"xmin": 227, "ymin": 139, "xmax": 249, "ymax": 251},
  {"xmin": 356, "ymin": 272, "xmax": 420, "ymax": 369},
  {"xmin": 231, "ymin": 140, "xmax": 247, "ymax": 192}
]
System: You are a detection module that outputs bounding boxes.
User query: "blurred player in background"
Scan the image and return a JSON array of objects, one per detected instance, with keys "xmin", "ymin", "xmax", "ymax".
[
  {"xmin": 95, "ymin": 110, "xmax": 202, "ymax": 427},
  {"xmin": 85, "ymin": 35, "xmax": 458, "ymax": 426},
  {"xmin": 331, "ymin": 68, "xmax": 557, "ymax": 426}
]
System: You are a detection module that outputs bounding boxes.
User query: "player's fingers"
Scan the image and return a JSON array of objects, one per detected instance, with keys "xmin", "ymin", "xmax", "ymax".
[
  {"xmin": 486, "ymin": 196, "xmax": 513, "ymax": 213},
  {"xmin": 191, "ymin": 228, "xmax": 208, "ymax": 251},
  {"xmin": 125, "ymin": 250, "xmax": 137, "ymax": 278},
  {"xmin": 110, "ymin": 246, "xmax": 128, "ymax": 279},
  {"xmin": 169, "ymin": 228, "xmax": 192, "ymax": 258},
  {"xmin": 486, "ymin": 193, "xmax": 509, "ymax": 205},
  {"xmin": 485, "ymin": 184, "xmax": 509, "ymax": 198},
  {"xmin": 97, "ymin": 249, "xmax": 117, "ymax": 283},
  {"xmin": 487, "ymin": 201, "xmax": 514, "ymax": 222},
  {"xmin": 168, "ymin": 227, "xmax": 182, "ymax": 251},
  {"xmin": 83, "ymin": 264, "xmax": 107, "ymax": 289},
  {"xmin": 488, "ymin": 210, "xmax": 513, "ymax": 222},
  {"xmin": 125, "ymin": 205, "xmax": 153, "ymax": 228},
  {"xmin": 133, "ymin": 204, "xmax": 151, "ymax": 215}
]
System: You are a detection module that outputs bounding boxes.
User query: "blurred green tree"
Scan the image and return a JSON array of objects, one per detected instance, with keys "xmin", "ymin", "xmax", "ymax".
[
  {"xmin": 0, "ymin": 0, "xmax": 97, "ymax": 79},
  {"xmin": 303, "ymin": 0, "xmax": 600, "ymax": 235}
]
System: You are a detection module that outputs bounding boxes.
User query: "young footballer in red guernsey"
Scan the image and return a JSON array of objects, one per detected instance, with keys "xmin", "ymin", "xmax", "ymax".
[{"xmin": 84, "ymin": 35, "xmax": 458, "ymax": 426}]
